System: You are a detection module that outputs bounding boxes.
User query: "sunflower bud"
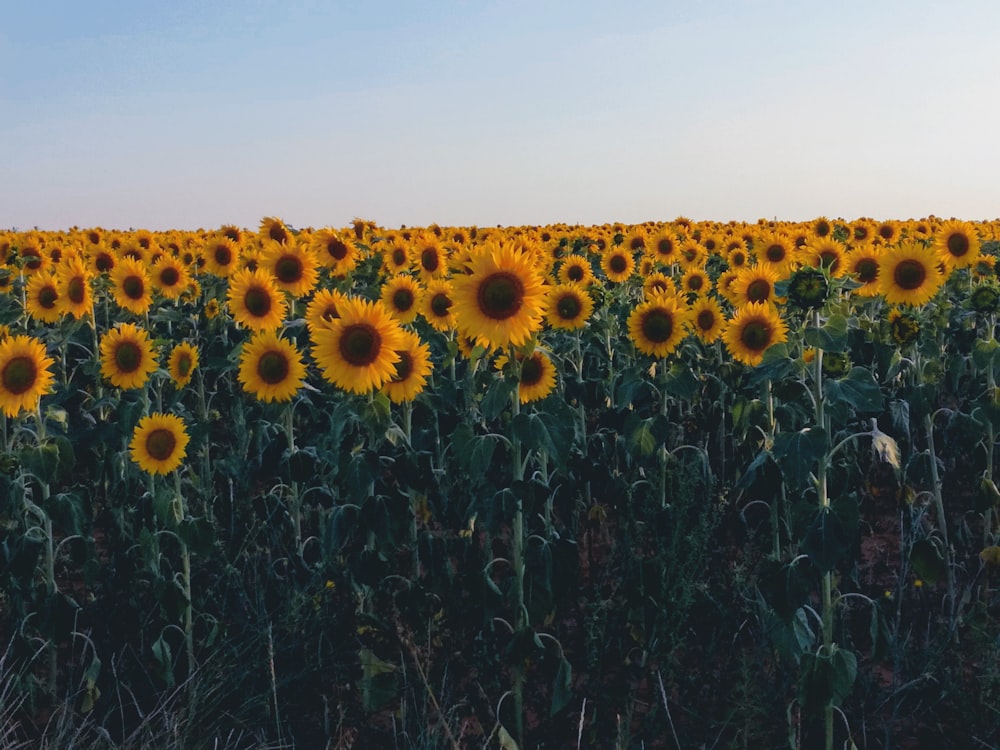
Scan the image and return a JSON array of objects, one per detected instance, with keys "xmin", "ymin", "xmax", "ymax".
[
  {"xmin": 889, "ymin": 311, "xmax": 920, "ymax": 347},
  {"xmin": 969, "ymin": 283, "xmax": 1000, "ymax": 315},
  {"xmin": 786, "ymin": 266, "xmax": 830, "ymax": 310}
]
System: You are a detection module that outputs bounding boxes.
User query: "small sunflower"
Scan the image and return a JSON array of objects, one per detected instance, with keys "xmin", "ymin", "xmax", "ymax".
[
  {"xmin": 879, "ymin": 241, "xmax": 944, "ymax": 307},
  {"xmin": 557, "ymin": 255, "xmax": 595, "ymax": 286},
  {"xmin": 643, "ymin": 271, "xmax": 676, "ymax": 299},
  {"xmin": 934, "ymin": 219, "xmax": 980, "ymax": 270},
  {"xmin": 875, "ymin": 220, "xmax": 901, "ymax": 245},
  {"xmin": 754, "ymin": 231, "xmax": 796, "ymax": 276},
  {"xmin": 888, "ymin": 308, "xmax": 920, "ymax": 347},
  {"xmin": 168, "ymin": 342, "xmax": 199, "ymax": 389},
  {"xmin": 24, "ymin": 272, "xmax": 62, "ymax": 323},
  {"xmin": 382, "ymin": 238, "xmax": 412, "ymax": 275},
  {"xmin": 733, "ymin": 265, "xmax": 781, "ymax": 306},
  {"xmin": 263, "ymin": 242, "xmax": 320, "ymax": 298},
  {"xmin": 129, "ymin": 412, "xmax": 189, "ymax": 475},
  {"xmin": 677, "ymin": 240, "xmax": 707, "ymax": 271},
  {"xmin": 381, "ymin": 274, "xmax": 422, "ymax": 324},
  {"xmin": 801, "ymin": 238, "xmax": 847, "ymax": 277},
  {"xmin": 227, "ymin": 268, "xmax": 287, "ymax": 331},
  {"xmin": 723, "ymin": 302, "xmax": 788, "ymax": 367},
  {"xmin": 680, "ymin": 267, "xmax": 710, "ymax": 298},
  {"xmin": 546, "ymin": 283, "xmax": 594, "ymax": 330},
  {"xmin": 689, "ymin": 297, "xmax": 725, "ymax": 344},
  {"xmin": 414, "ymin": 235, "xmax": 446, "ymax": 281},
  {"xmin": 496, "ymin": 349, "xmax": 558, "ymax": 404},
  {"xmin": 305, "ymin": 288, "xmax": 349, "ymax": 332},
  {"xmin": 844, "ymin": 245, "xmax": 882, "ymax": 298},
  {"xmin": 311, "ymin": 228, "xmax": 358, "ymax": 276},
  {"xmin": 203, "ymin": 237, "xmax": 242, "ymax": 277},
  {"xmin": 726, "ymin": 245, "xmax": 751, "ymax": 270},
  {"xmin": 0, "ymin": 334, "xmax": 56, "ymax": 418},
  {"xmin": 56, "ymin": 256, "xmax": 94, "ymax": 319},
  {"xmin": 99, "ymin": 323, "xmax": 159, "ymax": 390},
  {"xmin": 238, "ymin": 329, "xmax": 306, "ymax": 403},
  {"xmin": 87, "ymin": 245, "xmax": 117, "ymax": 275},
  {"xmin": 622, "ymin": 228, "xmax": 648, "ymax": 256},
  {"xmin": 627, "ymin": 296, "xmax": 690, "ymax": 358},
  {"xmin": 600, "ymin": 247, "xmax": 635, "ymax": 283},
  {"xmin": 110, "ymin": 256, "xmax": 153, "ymax": 315},
  {"xmin": 810, "ymin": 216, "xmax": 834, "ymax": 239},
  {"xmin": 648, "ymin": 230, "xmax": 679, "ymax": 265},
  {"xmin": 420, "ymin": 279, "xmax": 456, "ymax": 332},
  {"xmin": 451, "ymin": 241, "xmax": 547, "ymax": 350},
  {"xmin": 311, "ymin": 296, "xmax": 407, "ymax": 394},
  {"xmin": 259, "ymin": 216, "xmax": 294, "ymax": 246},
  {"xmin": 151, "ymin": 255, "xmax": 190, "ymax": 300},
  {"xmin": 382, "ymin": 330, "xmax": 433, "ymax": 404}
]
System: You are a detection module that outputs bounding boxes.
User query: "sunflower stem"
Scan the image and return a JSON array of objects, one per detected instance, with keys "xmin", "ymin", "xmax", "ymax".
[
  {"xmin": 284, "ymin": 402, "xmax": 302, "ymax": 555},
  {"xmin": 174, "ymin": 469, "xmax": 196, "ymax": 675},
  {"xmin": 925, "ymin": 411, "xmax": 958, "ymax": 641},
  {"xmin": 509, "ymin": 361, "xmax": 526, "ymax": 748}
]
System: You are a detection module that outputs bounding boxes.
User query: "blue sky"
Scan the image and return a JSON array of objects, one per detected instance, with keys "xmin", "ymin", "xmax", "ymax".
[{"xmin": 3, "ymin": 1, "xmax": 999, "ymax": 231}]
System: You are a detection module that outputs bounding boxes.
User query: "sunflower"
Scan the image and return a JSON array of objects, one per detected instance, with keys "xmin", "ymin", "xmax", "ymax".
[
  {"xmin": 849, "ymin": 219, "xmax": 874, "ymax": 246},
  {"xmin": 934, "ymin": 219, "xmax": 980, "ymax": 270},
  {"xmin": 715, "ymin": 269, "xmax": 742, "ymax": 306},
  {"xmin": 496, "ymin": 349, "xmax": 558, "ymax": 404},
  {"xmin": 110, "ymin": 256, "xmax": 153, "ymax": 315},
  {"xmin": 875, "ymin": 220, "xmax": 900, "ymax": 245},
  {"xmin": 0, "ymin": 335, "xmax": 55, "ymax": 418},
  {"xmin": 689, "ymin": 297, "xmax": 725, "ymax": 344},
  {"xmin": 99, "ymin": 323, "xmax": 159, "ymax": 390},
  {"xmin": 754, "ymin": 230, "xmax": 797, "ymax": 276},
  {"xmin": 420, "ymin": 279, "xmax": 456, "ymax": 332},
  {"xmin": 677, "ymin": 240, "xmax": 707, "ymax": 271},
  {"xmin": 878, "ymin": 241, "xmax": 944, "ymax": 307},
  {"xmin": 680, "ymin": 267, "xmax": 710, "ymax": 297},
  {"xmin": 55, "ymin": 256, "xmax": 94, "ymax": 319},
  {"xmin": 800, "ymin": 238, "xmax": 847, "ymax": 277},
  {"xmin": 227, "ymin": 268, "xmax": 287, "ymax": 331},
  {"xmin": 129, "ymin": 412, "xmax": 189, "ymax": 475},
  {"xmin": 311, "ymin": 228, "xmax": 358, "ymax": 276},
  {"xmin": 844, "ymin": 245, "xmax": 882, "ymax": 298},
  {"xmin": 238, "ymin": 329, "xmax": 306, "ymax": 403},
  {"xmin": 259, "ymin": 216, "xmax": 294, "ymax": 246},
  {"xmin": 642, "ymin": 271, "xmax": 676, "ymax": 299},
  {"xmin": 16, "ymin": 236, "xmax": 49, "ymax": 276},
  {"xmin": 888, "ymin": 308, "xmax": 920, "ymax": 347},
  {"xmin": 414, "ymin": 235, "xmax": 446, "ymax": 281},
  {"xmin": 381, "ymin": 274, "xmax": 421, "ymax": 324},
  {"xmin": 726, "ymin": 245, "xmax": 751, "ymax": 270},
  {"xmin": 24, "ymin": 272, "xmax": 62, "ymax": 323},
  {"xmin": 732, "ymin": 265, "xmax": 781, "ymax": 306},
  {"xmin": 451, "ymin": 241, "xmax": 547, "ymax": 350},
  {"xmin": 600, "ymin": 246, "xmax": 635, "ymax": 284},
  {"xmin": 627, "ymin": 296, "xmax": 690, "ymax": 358},
  {"xmin": 623, "ymin": 228, "xmax": 648, "ymax": 255},
  {"xmin": 202, "ymin": 237, "xmax": 242, "ymax": 277},
  {"xmin": 723, "ymin": 302, "xmax": 789, "ymax": 367},
  {"xmin": 648, "ymin": 230, "xmax": 679, "ymax": 265},
  {"xmin": 311, "ymin": 296, "xmax": 406, "ymax": 394},
  {"xmin": 168, "ymin": 342, "xmax": 199, "ymax": 389},
  {"xmin": 546, "ymin": 283, "xmax": 594, "ymax": 330},
  {"xmin": 305, "ymin": 288, "xmax": 348, "ymax": 332},
  {"xmin": 150, "ymin": 255, "xmax": 190, "ymax": 300},
  {"xmin": 382, "ymin": 330, "xmax": 433, "ymax": 404},
  {"xmin": 557, "ymin": 255, "xmax": 595, "ymax": 286},
  {"xmin": 263, "ymin": 242, "xmax": 320, "ymax": 297},
  {"xmin": 810, "ymin": 216, "xmax": 834, "ymax": 239},
  {"xmin": 382, "ymin": 238, "xmax": 412, "ymax": 275}
]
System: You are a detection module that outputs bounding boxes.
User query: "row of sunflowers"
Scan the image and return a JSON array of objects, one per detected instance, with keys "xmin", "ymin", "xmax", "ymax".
[{"xmin": 3, "ymin": 214, "xmax": 1000, "ymax": 748}]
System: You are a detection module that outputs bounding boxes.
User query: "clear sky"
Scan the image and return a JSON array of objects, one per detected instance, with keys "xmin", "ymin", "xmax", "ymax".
[{"xmin": 3, "ymin": 0, "xmax": 1000, "ymax": 231}]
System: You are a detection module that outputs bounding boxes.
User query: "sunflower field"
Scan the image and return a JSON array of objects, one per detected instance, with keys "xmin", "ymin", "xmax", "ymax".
[{"xmin": 2, "ymin": 216, "xmax": 1000, "ymax": 749}]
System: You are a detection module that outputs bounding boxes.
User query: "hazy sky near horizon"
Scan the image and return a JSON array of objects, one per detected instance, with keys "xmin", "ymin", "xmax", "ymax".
[{"xmin": 3, "ymin": 0, "xmax": 1000, "ymax": 231}]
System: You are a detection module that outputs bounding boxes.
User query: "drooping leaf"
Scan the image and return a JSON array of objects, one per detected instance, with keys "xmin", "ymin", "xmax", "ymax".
[
  {"xmin": 801, "ymin": 509, "xmax": 850, "ymax": 572},
  {"xmin": 772, "ymin": 427, "xmax": 829, "ymax": 488},
  {"xmin": 825, "ymin": 367, "xmax": 883, "ymax": 413}
]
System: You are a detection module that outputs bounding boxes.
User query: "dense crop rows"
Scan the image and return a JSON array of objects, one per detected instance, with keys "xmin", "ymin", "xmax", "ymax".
[{"xmin": 2, "ymin": 216, "xmax": 1000, "ymax": 748}]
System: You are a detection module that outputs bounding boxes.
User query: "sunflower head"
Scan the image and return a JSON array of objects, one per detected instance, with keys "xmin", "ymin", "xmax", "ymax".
[
  {"xmin": 130, "ymin": 412, "xmax": 190, "ymax": 476},
  {"xmin": 970, "ymin": 283, "xmax": 1000, "ymax": 316},
  {"xmin": 785, "ymin": 266, "xmax": 831, "ymax": 310},
  {"xmin": 0, "ymin": 335, "xmax": 56, "ymax": 418},
  {"xmin": 723, "ymin": 302, "xmax": 789, "ymax": 367},
  {"xmin": 888, "ymin": 309, "xmax": 920, "ymax": 347}
]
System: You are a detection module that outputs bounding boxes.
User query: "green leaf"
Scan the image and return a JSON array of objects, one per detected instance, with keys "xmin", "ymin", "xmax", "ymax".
[
  {"xmin": 661, "ymin": 361, "xmax": 700, "ymax": 399},
  {"xmin": 624, "ymin": 414, "xmax": 658, "ymax": 458},
  {"xmin": 825, "ymin": 367, "xmax": 882, "ymax": 413},
  {"xmin": 801, "ymin": 509, "xmax": 849, "ymax": 572},
  {"xmin": 551, "ymin": 655, "xmax": 573, "ymax": 717},
  {"xmin": 152, "ymin": 634, "xmax": 174, "ymax": 687},
  {"xmin": 746, "ymin": 343, "xmax": 799, "ymax": 386},
  {"xmin": 482, "ymin": 376, "xmax": 516, "ymax": 420},
  {"xmin": 804, "ymin": 314, "xmax": 849, "ymax": 353},
  {"xmin": 177, "ymin": 517, "xmax": 215, "ymax": 555},
  {"xmin": 772, "ymin": 427, "xmax": 829, "ymax": 488},
  {"xmin": 973, "ymin": 338, "xmax": 1000, "ymax": 371},
  {"xmin": 909, "ymin": 536, "xmax": 947, "ymax": 584},
  {"xmin": 359, "ymin": 648, "xmax": 398, "ymax": 712}
]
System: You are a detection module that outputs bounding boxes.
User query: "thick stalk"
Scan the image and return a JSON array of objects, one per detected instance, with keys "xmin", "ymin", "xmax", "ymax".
[
  {"xmin": 925, "ymin": 412, "xmax": 957, "ymax": 636},
  {"xmin": 812, "ymin": 312, "xmax": 833, "ymax": 750},
  {"xmin": 175, "ymin": 471, "xmax": 195, "ymax": 674},
  {"xmin": 285, "ymin": 404, "xmax": 301, "ymax": 553},
  {"xmin": 510, "ymin": 382, "xmax": 526, "ymax": 748}
]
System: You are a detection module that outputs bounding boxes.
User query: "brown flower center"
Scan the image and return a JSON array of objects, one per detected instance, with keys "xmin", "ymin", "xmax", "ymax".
[
  {"xmin": 115, "ymin": 342, "xmax": 142, "ymax": 373},
  {"xmin": 2, "ymin": 355, "xmax": 37, "ymax": 395},
  {"xmin": 145, "ymin": 428, "xmax": 177, "ymax": 462},
  {"xmin": 696, "ymin": 309, "xmax": 716, "ymax": 331},
  {"xmin": 947, "ymin": 232, "xmax": 970, "ymax": 258},
  {"xmin": 556, "ymin": 293, "xmax": 582, "ymax": 320},
  {"xmin": 257, "ymin": 350, "xmax": 290, "ymax": 384},
  {"xmin": 275, "ymin": 255, "xmax": 304, "ymax": 283},
  {"xmin": 894, "ymin": 259, "xmax": 927, "ymax": 291},
  {"xmin": 520, "ymin": 354, "xmax": 544, "ymax": 386},
  {"xmin": 339, "ymin": 323, "xmax": 381, "ymax": 366},
  {"xmin": 122, "ymin": 275, "xmax": 145, "ymax": 301},
  {"xmin": 641, "ymin": 308, "xmax": 674, "ymax": 344},
  {"xmin": 67, "ymin": 276, "xmax": 87, "ymax": 303},
  {"xmin": 325, "ymin": 238, "xmax": 348, "ymax": 261},
  {"xmin": 392, "ymin": 287, "xmax": 415, "ymax": 312},
  {"xmin": 430, "ymin": 292, "xmax": 451, "ymax": 318},
  {"xmin": 746, "ymin": 279, "xmax": 772, "ymax": 303},
  {"xmin": 39, "ymin": 286, "xmax": 59, "ymax": 310},
  {"xmin": 391, "ymin": 351, "xmax": 413, "ymax": 382},
  {"xmin": 244, "ymin": 286, "xmax": 273, "ymax": 318},
  {"xmin": 477, "ymin": 272, "xmax": 524, "ymax": 321},
  {"xmin": 421, "ymin": 248, "xmax": 440, "ymax": 273},
  {"xmin": 159, "ymin": 267, "xmax": 180, "ymax": 287},
  {"xmin": 740, "ymin": 320, "xmax": 772, "ymax": 352}
]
